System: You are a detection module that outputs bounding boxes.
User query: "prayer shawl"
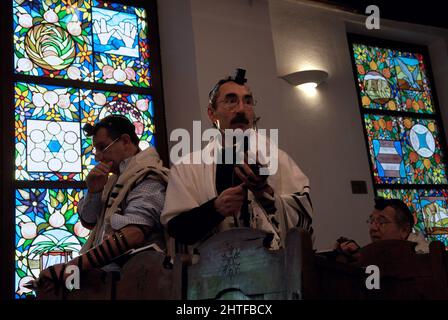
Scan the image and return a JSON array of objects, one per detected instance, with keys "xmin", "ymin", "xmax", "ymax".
[
  {"xmin": 80, "ymin": 147, "xmax": 169, "ymax": 254},
  {"xmin": 161, "ymin": 138, "xmax": 313, "ymax": 250}
]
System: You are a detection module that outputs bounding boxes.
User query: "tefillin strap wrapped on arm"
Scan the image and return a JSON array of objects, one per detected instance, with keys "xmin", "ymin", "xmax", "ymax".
[{"xmin": 80, "ymin": 229, "xmax": 132, "ymax": 270}]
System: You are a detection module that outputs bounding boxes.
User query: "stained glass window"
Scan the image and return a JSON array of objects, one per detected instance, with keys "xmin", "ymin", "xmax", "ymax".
[
  {"xmin": 10, "ymin": 0, "xmax": 163, "ymax": 299},
  {"xmin": 350, "ymin": 37, "xmax": 448, "ymax": 246},
  {"xmin": 15, "ymin": 82, "xmax": 154, "ymax": 181},
  {"xmin": 353, "ymin": 43, "xmax": 434, "ymax": 113},
  {"xmin": 364, "ymin": 114, "xmax": 446, "ymax": 185},
  {"xmin": 15, "ymin": 189, "xmax": 88, "ymax": 298},
  {"xmin": 13, "ymin": 0, "xmax": 150, "ymax": 87},
  {"xmin": 377, "ymin": 189, "xmax": 448, "ymax": 246}
]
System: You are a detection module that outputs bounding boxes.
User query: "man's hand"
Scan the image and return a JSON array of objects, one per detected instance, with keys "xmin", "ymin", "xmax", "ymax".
[
  {"xmin": 338, "ymin": 241, "xmax": 360, "ymax": 254},
  {"xmin": 86, "ymin": 161, "xmax": 112, "ymax": 193},
  {"xmin": 334, "ymin": 237, "xmax": 360, "ymax": 255},
  {"xmin": 93, "ymin": 18, "xmax": 114, "ymax": 45},
  {"xmin": 117, "ymin": 22, "xmax": 137, "ymax": 48},
  {"xmin": 234, "ymin": 162, "xmax": 273, "ymax": 199},
  {"xmin": 214, "ymin": 184, "xmax": 245, "ymax": 217}
]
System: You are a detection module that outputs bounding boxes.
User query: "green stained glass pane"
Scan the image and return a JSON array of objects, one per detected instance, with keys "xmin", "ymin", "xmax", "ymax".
[
  {"xmin": 15, "ymin": 188, "xmax": 88, "ymax": 299},
  {"xmin": 13, "ymin": 0, "xmax": 94, "ymax": 81},
  {"xmin": 352, "ymin": 43, "xmax": 434, "ymax": 113},
  {"xmin": 15, "ymin": 82, "xmax": 155, "ymax": 181},
  {"xmin": 377, "ymin": 189, "xmax": 448, "ymax": 247}
]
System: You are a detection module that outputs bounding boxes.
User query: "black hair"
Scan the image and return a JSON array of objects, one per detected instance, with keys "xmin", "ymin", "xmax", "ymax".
[
  {"xmin": 208, "ymin": 68, "xmax": 248, "ymax": 109},
  {"xmin": 374, "ymin": 198, "xmax": 414, "ymax": 230},
  {"xmin": 83, "ymin": 114, "xmax": 139, "ymax": 146}
]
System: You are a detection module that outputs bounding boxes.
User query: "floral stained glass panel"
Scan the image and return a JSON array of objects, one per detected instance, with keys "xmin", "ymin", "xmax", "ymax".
[
  {"xmin": 377, "ymin": 189, "xmax": 448, "ymax": 246},
  {"xmin": 14, "ymin": 0, "xmax": 93, "ymax": 81},
  {"xmin": 80, "ymin": 89, "xmax": 156, "ymax": 159},
  {"xmin": 364, "ymin": 114, "xmax": 447, "ymax": 185},
  {"xmin": 353, "ymin": 43, "xmax": 434, "ymax": 113},
  {"xmin": 15, "ymin": 82, "xmax": 155, "ymax": 181},
  {"xmin": 14, "ymin": 0, "xmax": 150, "ymax": 87},
  {"xmin": 15, "ymin": 188, "xmax": 88, "ymax": 299}
]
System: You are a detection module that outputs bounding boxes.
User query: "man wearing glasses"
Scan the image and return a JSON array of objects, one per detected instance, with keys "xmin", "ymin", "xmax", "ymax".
[
  {"xmin": 335, "ymin": 198, "xmax": 429, "ymax": 262},
  {"xmin": 161, "ymin": 69, "xmax": 313, "ymax": 251},
  {"xmin": 37, "ymin": 115, "xmax": 169, "ymax": 295}
]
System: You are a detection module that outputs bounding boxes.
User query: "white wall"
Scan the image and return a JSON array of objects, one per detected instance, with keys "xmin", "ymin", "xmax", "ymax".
[
  {"xmin": 157, "ymin": 0, "xmax": 202, "ymax": 149},
  {"xmin": 157, "ymin": 0, "xmax": 448, "ymax": 250}
]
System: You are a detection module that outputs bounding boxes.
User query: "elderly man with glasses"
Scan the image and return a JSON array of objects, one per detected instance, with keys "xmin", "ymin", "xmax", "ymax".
[
  {"xmin": 161, "ymin": 69, "xmax": 313, "ymax": 251},
  {"xmin": 334, "ymin": 198, "xmax": 429, "ymax": 263},
  {"xmin": 36, "ymin": 115, "xmax": 169, "ymax": 296}
]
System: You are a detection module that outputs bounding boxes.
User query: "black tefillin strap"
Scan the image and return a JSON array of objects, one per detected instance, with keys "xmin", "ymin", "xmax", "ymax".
[
  {"xmin": 77, "ymin": 254, "xmax": 83, "ymax": 273},
  {"xmin": 47, "ymin": 263, "xmax": 67, "ymax": 296},
  {"xmin": 48, "ymin": 265, "xmax": 58, "ymax": 283},
  {"xmin": 84, "ymin": 230, "xmax": 132, "ymax": 269}
]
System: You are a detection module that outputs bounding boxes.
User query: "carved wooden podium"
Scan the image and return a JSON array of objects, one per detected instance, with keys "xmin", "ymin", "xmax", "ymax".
[
  {"xmin": 116, "ymin": 251, "xmax": 182, "ymax": 300},
  {"xmin": 186, "ymin": 227, "xmax": 314, "ymax": 300}
]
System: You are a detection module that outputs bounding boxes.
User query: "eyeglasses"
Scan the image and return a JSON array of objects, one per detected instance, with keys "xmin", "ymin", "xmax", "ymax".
[
  {"xmin": 92, "ymin": 136, "xmax": 120, "ymax": 156},
  {"xmin": 216, "ymin": 93, "xmax": 256, "ymax": 109},
  {"xmin": 366, "ymin": 217, "xmax": 392, "ymax": 227}
]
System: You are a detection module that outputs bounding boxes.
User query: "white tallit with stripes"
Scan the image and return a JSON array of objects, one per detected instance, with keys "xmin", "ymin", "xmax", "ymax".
[
  {"xmin": 80, "ymin": 147, "xmax": 169, "ymax": 254},
  {"xmin": 161, "ymin": 138, "xmax": 313, "ymax": 250}
]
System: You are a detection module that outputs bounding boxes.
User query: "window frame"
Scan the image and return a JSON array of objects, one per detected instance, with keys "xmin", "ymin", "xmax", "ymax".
[
  {"xmin": 0, "ymin": 0, "xmax": 168, "ymax": 299},
  {"xmin": 347, "ymin": 33, "xmax": 448, "ymax": 237}
]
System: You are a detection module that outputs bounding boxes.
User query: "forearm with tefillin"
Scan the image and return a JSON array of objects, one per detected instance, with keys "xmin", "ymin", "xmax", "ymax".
[
  {"xmin": 42, "ymin": 225, "xmax": 149, "ymax": 287},
  {"xmin": 75, "ymin": 224, "xmax": 149, "ymax": 272},
  {"xmin": 82, "ymin": 230, "xmax": 130, "ymax": 270}
]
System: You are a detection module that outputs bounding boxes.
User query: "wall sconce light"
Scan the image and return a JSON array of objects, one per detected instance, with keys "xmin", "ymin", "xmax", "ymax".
[{"xmin": 280, "ymin": 70, "xmax": 328, "ymax": 92}]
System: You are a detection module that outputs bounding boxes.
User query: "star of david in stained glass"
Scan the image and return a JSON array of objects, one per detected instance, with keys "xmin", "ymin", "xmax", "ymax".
[
  {"xmin": 15, "ymin": 82, "xmax": 156, "ymax": 181},
  {"xmin": 47, "ymin": 138, "xmax": 62, "ymax": 154},
  {"xmin": 26, "ymin": 120, "xmax": 81, "ymax": 173},
  {"xmin": 12, "ymin": 0, "xmax": 160, "ymax": 301}
]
